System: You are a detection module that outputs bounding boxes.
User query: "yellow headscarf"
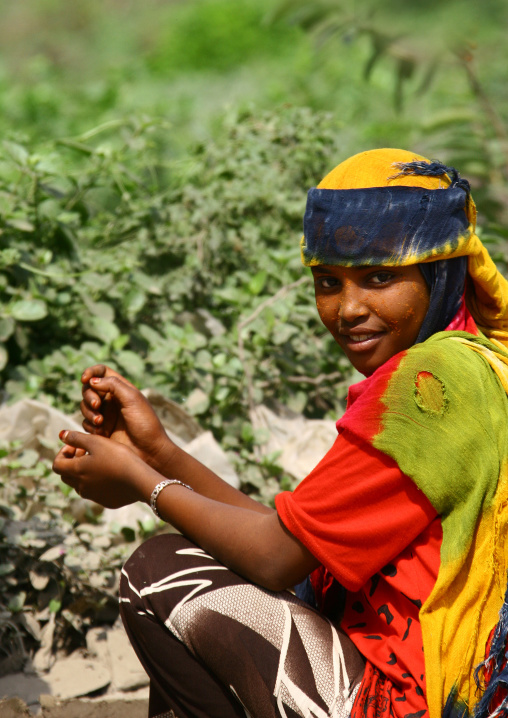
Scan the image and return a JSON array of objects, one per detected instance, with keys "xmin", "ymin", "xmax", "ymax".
[{"xmin": 305, "ymin": 148, "xmax": 508, "ymax": 349}]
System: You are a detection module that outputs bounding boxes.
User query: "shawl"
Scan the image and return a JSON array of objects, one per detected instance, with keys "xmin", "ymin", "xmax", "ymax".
[
  {"xmin": 337, "ymin": 331, "xmax": 508, "ymax": 718},
  {"xmin": 302, "ymin": 149, "xmax": 508, "ymax": 718}
]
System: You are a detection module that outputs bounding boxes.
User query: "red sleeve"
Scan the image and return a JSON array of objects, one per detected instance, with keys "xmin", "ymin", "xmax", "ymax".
[{"xmin": 275, "ymin": 428, "xmax": 437, "ymax": 591}]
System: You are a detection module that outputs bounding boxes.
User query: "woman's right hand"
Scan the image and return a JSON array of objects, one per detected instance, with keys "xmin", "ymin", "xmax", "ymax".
[{"xmin": 80, "ymin": 365, "xmax": 174, "ymax": 472}]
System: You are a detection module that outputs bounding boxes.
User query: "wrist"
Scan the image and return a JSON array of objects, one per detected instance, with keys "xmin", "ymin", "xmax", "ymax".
[
  {"xmin": 124, "ymin": 453, "xmax": 162, "ymax": 504},
  {"xmin": 147, "ymin": 434, "xmax": 180, "ymax": 475}
]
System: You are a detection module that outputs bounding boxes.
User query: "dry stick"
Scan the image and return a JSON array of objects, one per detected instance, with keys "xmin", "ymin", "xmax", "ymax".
[
  {"xmin": 285, "ymin": 371, "xmax": 345, "ymax": 385},
  {"xmin": 237, "ymin": 276, "xmax": 309, "ymax": 419}
]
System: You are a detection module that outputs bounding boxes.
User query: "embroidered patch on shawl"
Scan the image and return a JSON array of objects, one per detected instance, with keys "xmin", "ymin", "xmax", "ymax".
[{"xmin": 414, "ymin": 371, "xmax": 447, "ymax": 415}]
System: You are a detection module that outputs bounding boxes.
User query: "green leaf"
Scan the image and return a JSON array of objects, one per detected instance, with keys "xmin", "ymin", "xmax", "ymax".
[
  {"xmin": 8, "ymin": 591, "xmax": 27, "ymax": 613},
  {"xmin": 248, "ymin": 270, "xmax": 268, "ymax": 295},
  {"xmin": 114, "ymin": 349, "xmax": 145, "ymax": 377},
  {"xmin": 17, "ymin": 449, "xmax": 40, "ymax": 468},
  {"xmin": 9, "ymin": 299, "xmax": 48, "ymax": 321},
  {"xmin": 49, "ymin": 599, "xmax": 62, "ymax": 613},
  {"xmin": 0, "ymin": 317, "xmax": 14, "ymax": 341},
  {"xmin": 7, "ymin": 219, "xmax": 35, "ymax": 232},
  {"xmin": 83, "ymin": 315, "xmax": 120, "ymax": 344},
  {"xmin": 0, "ymin": 562, "xmax": 16, "ymax": 576},
  {"xmin": 3, "ymin": 141, "xmax": 29, "ymax": 165}
]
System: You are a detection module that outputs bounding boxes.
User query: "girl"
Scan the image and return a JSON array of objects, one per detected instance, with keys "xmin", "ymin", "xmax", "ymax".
[{"xmin": 53, "ymin": 148, "xmax": 508, "ymax": 718}]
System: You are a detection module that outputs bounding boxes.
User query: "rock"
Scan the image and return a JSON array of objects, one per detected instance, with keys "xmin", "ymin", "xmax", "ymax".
[
  {"xmin": 32, "ymin": 613, "xmax": 56, "ymax": 673},
  {"xmin": 185, "ymin": 431, "xmax": 239, "ymax": 488},
  {"xmin": 43, "ymin": 653, "xmax": 111, "ymax": 700},
  {"xmin": 250, "ymin": 403, "xmax": 339, "ymax": 482},
  {"xmin": 86, "ymin": 627, "xmax": 110, "ymax": 665},
  {"xmin": 107, "ymin": 625, "xmax": 148, "ymax": 692},
  {"xmin": 0, "ymin": 673, "xmax": 49, "ymax": 708},
  {"xmin": 0, "ymin": 697, "xmax": 33, "ymax": 717}
]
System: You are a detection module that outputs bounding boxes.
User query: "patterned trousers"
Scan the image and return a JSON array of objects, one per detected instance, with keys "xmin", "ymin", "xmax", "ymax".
[{"xmin": 119, "ymin": 534, "xmax": 365, "ymax": 718}]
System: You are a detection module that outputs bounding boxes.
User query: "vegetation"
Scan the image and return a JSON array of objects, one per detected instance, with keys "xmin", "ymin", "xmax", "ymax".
[{"xmin": 1, "ymin": 0, "xmax": 508, "ymax": 664}]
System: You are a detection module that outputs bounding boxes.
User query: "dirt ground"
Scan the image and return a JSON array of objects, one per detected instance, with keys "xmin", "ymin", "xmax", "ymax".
[{"xmin": 0, "ymin": 695, "xmax": 150, "ymax": 718}]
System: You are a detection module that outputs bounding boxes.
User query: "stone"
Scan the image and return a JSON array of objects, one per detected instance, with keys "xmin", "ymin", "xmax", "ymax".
[
  {"xmin": 43, "ymin": 653, "xmax": 111, "ymax": 700},
  {"xmin": 0, "ymin": 696, "xmax": 33, "ymax": 717},
  {"xmin": 0, "ymin": 673, "xmax": 49, "ymax": 708},
  {"xmin": 107, "ymin": 626, "xmax": 148, "ymax": 692}
]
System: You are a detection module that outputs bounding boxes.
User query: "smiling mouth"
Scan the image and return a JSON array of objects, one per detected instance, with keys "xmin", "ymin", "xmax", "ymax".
[
  {"xmin": 340, "ymin": 331, "xmax": 385, "ymax": 350},
  {"xmin": 349, "ymin": 333, "xmax": 378, "ymax": 343}
]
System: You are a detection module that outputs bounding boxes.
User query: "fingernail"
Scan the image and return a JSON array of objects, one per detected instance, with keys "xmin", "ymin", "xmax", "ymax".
[
  {"xmin": 90, "ymin": 377, "xmax": 99, "ymax": 385},
  {"xmin": 59, "ymin": 430, "xmax": 69, "ymax": 441},
  {"xmin": 92, "ymin": 399, "xmax": 99, "ymax": 409},
  {"xmin": 93, "ymin": 415, "xmax": 101, "ymax": 425}
]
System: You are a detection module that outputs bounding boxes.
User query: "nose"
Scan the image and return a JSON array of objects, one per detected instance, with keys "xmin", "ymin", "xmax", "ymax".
[{"xmin": 338, "ymin": 282, "xmax": 369, "ymax": 324}]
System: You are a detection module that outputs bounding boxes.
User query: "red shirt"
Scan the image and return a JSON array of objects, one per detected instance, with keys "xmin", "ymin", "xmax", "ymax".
[{"xmin": 275, "ymin": 429, "xmax": 441, "ymax": 718}]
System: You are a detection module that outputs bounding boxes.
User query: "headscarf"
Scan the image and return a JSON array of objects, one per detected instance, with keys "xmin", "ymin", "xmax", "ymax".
[{"xmin": 301, "ymin": 148, "xmax": 508, "ymax": 349}]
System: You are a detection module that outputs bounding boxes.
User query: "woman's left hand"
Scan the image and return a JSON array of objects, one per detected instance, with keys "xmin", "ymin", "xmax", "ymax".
[{"xmin": 53, "ymin": 430, "xmax": 154, "ymax": 509}]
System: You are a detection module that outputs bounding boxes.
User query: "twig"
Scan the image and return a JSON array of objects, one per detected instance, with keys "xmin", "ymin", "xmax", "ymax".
[
  {"xmin": 237, "ymin": 276, "xmax": 309, "ymax": 418},
  {"xmin": 285, "ymin": 371, "xmax": 345, "ymax": 385}
]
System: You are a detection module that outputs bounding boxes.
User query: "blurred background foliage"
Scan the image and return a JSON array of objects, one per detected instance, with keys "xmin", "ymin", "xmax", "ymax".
[{"xmin": 1, "ymin": 0, "xmax": 508, "ymax": 461}]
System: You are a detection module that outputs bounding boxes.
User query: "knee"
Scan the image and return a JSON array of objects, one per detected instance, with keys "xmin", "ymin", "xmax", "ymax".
[{"xmin": 120, "ymin": 533, "xmax": 195, "ymax": 597}]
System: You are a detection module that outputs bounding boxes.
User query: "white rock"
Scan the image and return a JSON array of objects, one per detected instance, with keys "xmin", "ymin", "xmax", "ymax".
[
  {"xmin": 43, "ymin": 653, "xmax": 111, "ymax": 699},
  {"xmin": 185, "ymin": 431, "xmax": 239, "ymax": 488},
  {"xmin": 107, "ymin": 625, "xmax": 148, "ymax": 692},
  {"xmin": 250, "ymin": 404, "xmax": 340, "ymax": 482}
]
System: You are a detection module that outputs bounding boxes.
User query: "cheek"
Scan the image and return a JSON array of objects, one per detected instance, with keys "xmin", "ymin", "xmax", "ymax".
[
  {"xmin": 370, "ymin": 283, "xmax": 429, "ymax": 335},
  {"xmin": 315, "ymin": 295, "xmax": 336, "ymax": 326}
]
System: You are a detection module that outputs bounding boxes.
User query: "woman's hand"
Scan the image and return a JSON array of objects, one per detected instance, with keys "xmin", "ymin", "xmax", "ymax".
[
  {"xmin": 80, "ymin": 365, "xmax": 174, "ymax": 473},
  {"xmin": 53, "ymin": 430, "xmax": 157, "ymax": 508}
]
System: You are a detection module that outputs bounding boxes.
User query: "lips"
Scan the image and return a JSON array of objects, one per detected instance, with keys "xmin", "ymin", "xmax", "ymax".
[
  {"xmin": 339, "ymin": 330, "xmax": 385, "ymax": 352},
  {"xmin": 349, "ymin": 333, "xmax": 378, "ymax": 343}
]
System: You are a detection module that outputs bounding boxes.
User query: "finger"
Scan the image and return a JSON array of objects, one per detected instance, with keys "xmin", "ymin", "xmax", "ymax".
[
  {"xmin": 81, "ymin": 364, "xmax": 137, "ymax": 391},
  {"xmin": 60, "ymin": 444, "xmax": 78, "ymax": 458},
  {"xmin": 81, "ymin": 387, "xmax": 103, "ymax": 410},
  {"xmin": 82, "ymin": 418, "xmax": 107, "ymax": 436},
  {"xmin": 58, "ymin": 429, "xmax": 95, "ymax": 452},
  {"xmin": 80, "ymin": 397, "xmax": 104, "ymax": 426},
  {"xmin": 88, "ymin": 376, "xmax": 140, "ymax": 406},
  {"xmin": 81, "ymin": 364, "xmax": 108, "ymax": 385},
  {"xmin": 53, "ymin": 450, "xmax": 78, "ymax": 478}
]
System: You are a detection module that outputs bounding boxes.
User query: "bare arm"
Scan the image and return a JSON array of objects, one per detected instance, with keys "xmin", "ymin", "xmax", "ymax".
[{"xmin": 53, "ymin": 432, "xmax": 319, "ymax": 591}]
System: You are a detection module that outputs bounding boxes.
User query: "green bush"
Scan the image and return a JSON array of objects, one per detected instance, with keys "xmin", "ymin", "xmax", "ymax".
[{"xmin": 0, "ymin": 108, "xmax": 352, "ymax": 460}]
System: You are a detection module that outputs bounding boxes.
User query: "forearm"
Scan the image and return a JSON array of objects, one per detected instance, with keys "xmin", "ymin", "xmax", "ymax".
[
  {"xmin": 53, "ymin": 430, "xmax": 320, "ymax": 590},
  {"xmin": 153, "ymin": 440, "xmax": 272, "ymax": 515},
  {"xmin": 134, "ymin": 463, "xmax": 319, "ymax": 591}
]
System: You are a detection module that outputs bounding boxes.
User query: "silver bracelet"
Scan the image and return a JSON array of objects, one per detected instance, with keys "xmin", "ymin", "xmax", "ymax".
[{"xmin": 150, "ymin": 479, "xmax": 194, "ymax": 519}]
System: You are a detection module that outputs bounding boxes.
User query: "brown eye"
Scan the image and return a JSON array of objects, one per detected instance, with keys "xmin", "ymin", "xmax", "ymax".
[
  {"xmin": 370, "ymin": 272, "xmax": 394, "ymax": 285},
  {"xmin": 317, "ymin": 277, "xmax": 339, "ymax": 289}
]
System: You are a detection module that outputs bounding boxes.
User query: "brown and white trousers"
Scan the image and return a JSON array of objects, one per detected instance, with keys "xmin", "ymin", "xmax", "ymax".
[{"xmin": 120, "ymin": 534, "xmax": 365, "ymax": 718}]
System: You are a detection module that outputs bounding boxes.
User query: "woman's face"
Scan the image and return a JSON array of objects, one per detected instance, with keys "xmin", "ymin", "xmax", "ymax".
[{"xmin": 312, "ymin": 264, "xmax": 430, "ymax": 376}]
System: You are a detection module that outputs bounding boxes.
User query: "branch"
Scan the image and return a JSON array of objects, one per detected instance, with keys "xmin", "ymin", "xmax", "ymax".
[{"xmin": 237, "ymin": 276, "xmax": 310, "ymax": 417}]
